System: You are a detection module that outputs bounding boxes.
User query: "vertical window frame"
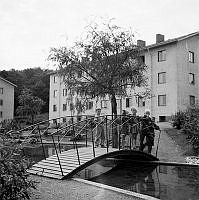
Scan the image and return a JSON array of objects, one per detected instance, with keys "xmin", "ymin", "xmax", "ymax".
[
  {"xmin": 158, "ymin": 95, "xmax": 166, "ymax": 106},
  {"xmin": 189, "ymin": 73, "xmax": 195, "ymax": 85},
  {"xmin": 126, "ymin": 98, "xmax": 130, "ymax": 108},
  {"xmin": 0, "ymin": 88, "xmax": 3, "ymax": 94},
  {"xmin": 190, "ymin": 95, "xmax": 195, "ymax": 106},
  {"xmin": 158, "ymin": 50, "xmax": 166, "ymax": 62},
  {"xmin": 158, "ymin": 72, "xmax": 166, "ymax": 84},
  {"xmin": 188, "ymin": 51, "xmax": 194, "ymax": 63},
  {"xmin": 53, "ymin": 104, "xmax": 57, "ymax": 112}
]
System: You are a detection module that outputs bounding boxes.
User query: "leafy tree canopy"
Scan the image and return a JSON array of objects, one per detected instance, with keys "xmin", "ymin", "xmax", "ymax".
[
  {"xmin": 0, "ymin": 68, "xmax": 52, "ymax": 113},
  {"xmin": 49, "ymin": 20, "xmax": 148, "ymax": 116},
  {"xmin": 16, "ymin": 88, "xmax": 45, "ymax": 124}
]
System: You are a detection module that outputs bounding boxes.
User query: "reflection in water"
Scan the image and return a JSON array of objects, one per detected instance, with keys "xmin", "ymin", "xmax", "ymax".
[{"xmin": 74, "ymin": 159, "xmax": 199, "ymax": 200}]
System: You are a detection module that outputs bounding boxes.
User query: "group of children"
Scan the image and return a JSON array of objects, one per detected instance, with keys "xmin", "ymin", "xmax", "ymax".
[{"xmin": 94, "ymin": 107, "xmax": 160, "ymax": 154}]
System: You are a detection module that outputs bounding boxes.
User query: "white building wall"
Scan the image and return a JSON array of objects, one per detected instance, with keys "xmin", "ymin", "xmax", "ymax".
[
  {"xmin": 176, "ymin": 36, "xmax": 199, "ymax": 111},
  {"xmin": 0, "ymin": 79, "xmax": 15, "ymax": 122},
  {"xmin": 146, "ymin": 43, "xmax": 178, "ymax": 120}
]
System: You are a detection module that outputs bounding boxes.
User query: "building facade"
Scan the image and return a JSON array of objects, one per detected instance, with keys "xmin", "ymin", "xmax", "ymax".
[
  {"xmin": 49, "ymin": 32, "xmax": 199, "ymax": 122},
  {"xmin": 0, "ymin": 77, "xmax": 16, "ymax": 122}
]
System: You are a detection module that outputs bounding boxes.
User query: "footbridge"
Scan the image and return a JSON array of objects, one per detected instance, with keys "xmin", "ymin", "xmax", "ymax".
[{"xmin": 6, "ymin": 115, "xmax": 159, "ymax": 179}]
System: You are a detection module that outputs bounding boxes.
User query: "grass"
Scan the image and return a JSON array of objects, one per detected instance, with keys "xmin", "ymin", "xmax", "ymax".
[{"xmin": 166, "ymin": 127, "xmax": 199, "ymax": 156}]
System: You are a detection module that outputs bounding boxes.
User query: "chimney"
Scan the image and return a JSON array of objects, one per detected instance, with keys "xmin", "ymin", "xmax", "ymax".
[
  {"xmin": 137, "ymin": 40, "xmax": 146, "ymax": 47},
  {"xmin": 156, "ymin": 34, "xmax": 164, "ymax": 43}
]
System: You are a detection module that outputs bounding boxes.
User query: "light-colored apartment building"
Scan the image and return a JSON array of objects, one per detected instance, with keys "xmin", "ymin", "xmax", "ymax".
[
  {"xmin": 49, "ymin": 31, "xmax": 199, "ymax": 122},
  {"xmin": 0, "ymin": 77, "xmax": 16, "ymax": 122}
]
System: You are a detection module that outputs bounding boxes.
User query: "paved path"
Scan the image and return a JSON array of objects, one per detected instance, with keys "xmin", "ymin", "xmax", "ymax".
[
  {"xmin": 152, "ymin": 122, "xmax": 185, "ymax": 162},
  {"xmin": 30, "ymin": 176, "xmax": 155, "ymax": 200}
]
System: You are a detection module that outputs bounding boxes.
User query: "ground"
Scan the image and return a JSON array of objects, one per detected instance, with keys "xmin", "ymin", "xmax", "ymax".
[{"xmin": 29, "ymin": 122, "xmax": 195, "ymax": 200}]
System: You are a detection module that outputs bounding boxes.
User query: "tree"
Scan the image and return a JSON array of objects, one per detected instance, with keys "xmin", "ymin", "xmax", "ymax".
[
  {"xmin": 49, "ymin": 21, "xmax": 147, "ymax": 118},
  {"xmin": 16, "ymin": 88, "xmax": 45, "ymax": 124}
]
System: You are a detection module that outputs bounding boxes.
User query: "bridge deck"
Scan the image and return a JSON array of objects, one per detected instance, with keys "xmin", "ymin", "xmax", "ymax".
[{"xmin": 28, "ymin": 147, "xmax": 118, "ymax": 179}]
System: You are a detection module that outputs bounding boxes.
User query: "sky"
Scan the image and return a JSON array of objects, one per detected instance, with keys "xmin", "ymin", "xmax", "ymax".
[{"xmin": 0, "ymin": 0, "xmax": 199, "ymax": 70}]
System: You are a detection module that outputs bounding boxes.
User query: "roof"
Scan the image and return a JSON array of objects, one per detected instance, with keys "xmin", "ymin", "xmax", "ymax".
[
  {"xmin": 145, "ymin": 31, "xmax": 199, "ymax": 49},
  {"xmin": 0, "ymin": 76, "xmax": 17, "ymax": 87}
]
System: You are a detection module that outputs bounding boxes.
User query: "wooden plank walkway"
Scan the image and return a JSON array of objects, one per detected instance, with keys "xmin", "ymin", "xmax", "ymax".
[{"xmin": 28, "ymin": 147, "xmax": 118, "ymax": 179}]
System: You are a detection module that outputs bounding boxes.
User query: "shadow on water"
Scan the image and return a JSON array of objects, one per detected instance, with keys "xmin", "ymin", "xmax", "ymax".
[{"xmin": 74, "ymin": 158, "xmax": 199, "ymax": 200}]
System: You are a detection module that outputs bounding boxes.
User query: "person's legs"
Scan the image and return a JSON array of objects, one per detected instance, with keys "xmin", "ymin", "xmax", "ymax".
[
  {"xmin": 139, "ymin": 132, "xmax": 146, "ymax": 151},
  {"xmin": 148, "ymin": 145, "xmax": 152, "ymax": 154},
  {"xmin": 100, "ymin": 127, "xmax": 105, "ymax": 147},
  {"xmin": 95, "ymin": 128, "xmax": 101, "ymax": 147}
]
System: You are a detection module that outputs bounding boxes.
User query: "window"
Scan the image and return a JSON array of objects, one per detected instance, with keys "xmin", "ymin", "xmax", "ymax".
[
  {"xmin": 158, "ymin": 95, "xmax": 166, "ymax": 106},
  {"xmin": 188, "ymin": 51, "xmax": 194, "ymax": 63},
  {"xmin": 190, "ymin": 95, "xmax": 195, "ymax": 106},
  {"xmin": 158, "ymin": 72, "xmax": 166, "ymax": 84},
  {"xmin": 140, "ymin": 56, "xmax": 145, "ymax": 64},
  {"xmin": 63, "ymin": 89, "xmax": 67, "ymax": 96},
  {"xmin": 0, "ymin": 88, "xmax": 3, "ymax": 94},
  {"xmin": 53, "ymin": 76, "xmax": 57, "ymax": 83},
  {"xmin": 69, "ymin": 103, "xmax": 74, "ymax": 111},
  {"xmin": 189, "ymin": 73, "xmax": 195, "ymax": 85},
  {"xmin": 0, "ymin": 99, "xmax": 3, "ymax": 106},
  {"xmin": 101, "ymin": 100, "xmax": 108, "ymax": 108},
  {"xmin": 0, "ymin": 111, "xmax": 2, "ymax": 118},
  {"xmin": 53, "ymin": 90, "xmax": 57, "ymax": 98},
  {"xmin": 88, "ymin": 101, "xmax": 93, "ymax": 110},
  {"xmin": 63, "ymin": 104, "xmax": 67, "ymax": 111},
  {"xmin": 126, "ymin": 98, "xmax": 130, "ymax": 108},
  {"xmin": 53, "ymin": 105, "xmax": 57, "ymax": 112},
  {"xmin": 138, "ymin": 97, "xmax": 145, "ymax": 107},
  {"xmin": 158, "ymin": 50, "xmax": 166, "ymax": 62}
]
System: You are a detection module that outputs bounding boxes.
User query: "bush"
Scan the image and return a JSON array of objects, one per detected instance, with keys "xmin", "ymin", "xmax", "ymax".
[
  {"xmin": 0, "ymin": 134, "xmax": 37, "ymax": 199},
  {"xmin": 172, "ymin": 105, "xmax": 199, "ymax": 152},
  {"xmin": 171, "ymin": 111, "xmax": 186, "ymax": 129}
]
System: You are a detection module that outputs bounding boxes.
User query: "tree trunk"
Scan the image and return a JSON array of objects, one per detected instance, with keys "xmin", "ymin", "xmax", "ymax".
[
  {"xmin": 111, "ymin": 94, "xmax": 118, "ymax": 148},
  {"xmin": 111, "ymin": 95, "xmax": 117, "ymax": 119}
]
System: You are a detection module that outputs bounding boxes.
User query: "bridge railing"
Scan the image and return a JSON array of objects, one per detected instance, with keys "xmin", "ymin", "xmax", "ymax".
[{"xmin": 4, "ymin": 114, "xmax": 157, "ymax": 177}]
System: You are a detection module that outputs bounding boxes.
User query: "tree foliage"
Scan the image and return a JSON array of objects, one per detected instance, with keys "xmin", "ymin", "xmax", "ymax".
[
  {"xmin": 49, "ymin": 21, "xmax": 147, "ymax": 117},
  {"xmin": 16, "ymin": 89, "xmax": 45, "ymax": 124},
  {"xmin": 0, "ymin": 68, "xmax": 51, "ymax": 114}
]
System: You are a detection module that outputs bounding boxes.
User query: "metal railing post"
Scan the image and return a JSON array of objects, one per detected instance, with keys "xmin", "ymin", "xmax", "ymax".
[
  {"xmin": 91, "ymin": 129, "xmax": 95, "ymax": 158},
  {"xmin": 119, "ymin": 115, "xmax": 121, "ymax": 150},
  {"xmin": 74, "ymin": 140, "xmax": 81, "ymax": 165},
  {"xmin": 58, "ymin": 135, "xmax": 61, "ymax": 154},
  {"xmin": 106, "ymin": 116, "xmax": 109, "ymax": 153},
  {"xmin": 85, "ymin": 116, "xmax": 88, "ymax": 147},
  {"xmin": 52, "ymin": 135, "xmax": 64, "ymax": 176},
  {"xmin": 38, "ymin": 125, "xmax": 46, "ymax": 160}
]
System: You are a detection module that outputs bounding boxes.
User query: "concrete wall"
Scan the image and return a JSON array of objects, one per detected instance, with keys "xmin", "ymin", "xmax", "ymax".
[{"xmin": 0, "ymin": 79, "xmax": 14, "ymax": 122}]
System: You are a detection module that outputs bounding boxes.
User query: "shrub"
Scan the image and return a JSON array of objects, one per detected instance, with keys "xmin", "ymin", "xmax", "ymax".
[
  {"xmin": 0, "ymin": 133, "xmax": 37, "ymax": 200},
  {"xmin": 171, "ymin": 111, "xmax": 186, "ymax": 129}
]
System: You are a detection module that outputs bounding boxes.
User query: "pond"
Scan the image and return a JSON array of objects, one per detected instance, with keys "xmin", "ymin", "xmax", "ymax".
[{"xmin": 73, "ymin": 159, "xmax": 199, "ymax": 200}]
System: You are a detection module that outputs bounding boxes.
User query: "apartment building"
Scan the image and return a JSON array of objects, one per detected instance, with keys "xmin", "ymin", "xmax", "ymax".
[
  {"xmin": 49, "ymin": 31, "xmax": 199, "ymax": 122},
  {"xmin": 0, "ymin": 77, "xmax": 16, "ymax": 122}
]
